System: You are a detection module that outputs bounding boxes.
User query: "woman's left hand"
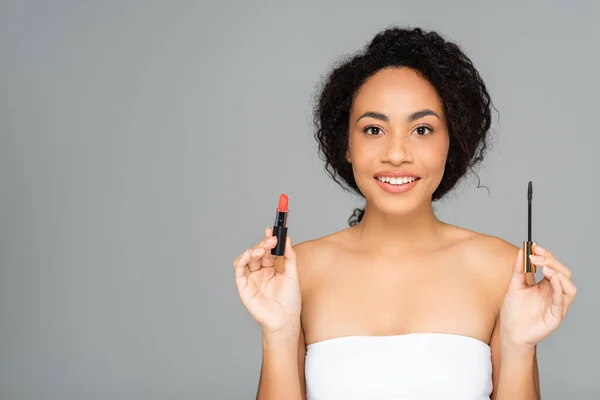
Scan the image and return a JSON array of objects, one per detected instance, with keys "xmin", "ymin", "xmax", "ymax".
[{"xmin": 499, "ymin": 245, "xmax": 577, "ymax": 349}]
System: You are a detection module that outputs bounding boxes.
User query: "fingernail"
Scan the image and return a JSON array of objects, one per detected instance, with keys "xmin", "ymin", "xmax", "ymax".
[
  {"xmin": 543, "ymin": 266, "xmax": 555, "ymax": 275},
  {"xmin": 252, "ymin": 248, "xmax": 263, "ymax": 255},
  {"xmin": 535, "ymin": 245, "xmax": 547, "ymax": 254},
  {"xmin": 266, "ymin": 237, "xmax": 276, "ymax": 244},
  {"xmin": 530, "ymin": 255, "xmax": 544, "ymax": 263}
]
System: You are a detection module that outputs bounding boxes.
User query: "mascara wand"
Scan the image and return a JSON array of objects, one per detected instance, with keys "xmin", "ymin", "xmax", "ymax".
[
  {"xmin": 528, "ymin": 181, "xmax": 532, "ymax": 242},
  {"xmin": 523, "ymin": 181, "xmax": 536, "ymax": 273}
]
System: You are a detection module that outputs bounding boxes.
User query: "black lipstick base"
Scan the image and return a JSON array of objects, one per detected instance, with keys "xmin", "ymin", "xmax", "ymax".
[
  {"xmin": 271, "ymin": 225, "xmax": 288, "ymax": 256},
  {"xmin": 271, "ymin": 209, "xmax": 288, "ymax": 257}
]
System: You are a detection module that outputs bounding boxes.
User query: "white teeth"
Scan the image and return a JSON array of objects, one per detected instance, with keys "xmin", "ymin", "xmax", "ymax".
[{"xmin": 376, "ymin": 176, "xmax": 418, "ymax": 185}]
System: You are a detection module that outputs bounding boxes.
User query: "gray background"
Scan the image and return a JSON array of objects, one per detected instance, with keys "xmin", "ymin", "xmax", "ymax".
[{"xmin": 1, "ymin": 0, "xmax": 598, "ymax": 399}]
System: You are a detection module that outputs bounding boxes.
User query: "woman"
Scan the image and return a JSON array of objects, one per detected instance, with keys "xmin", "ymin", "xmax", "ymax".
[{"xmin": 232, "ymin": 26, "xmax": 576, "ymax": 399}]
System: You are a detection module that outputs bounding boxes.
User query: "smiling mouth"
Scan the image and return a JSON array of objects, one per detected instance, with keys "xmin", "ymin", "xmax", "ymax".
[{"xmin": 375, "ymin": 176, "xmax": 420, "ymax": 185}]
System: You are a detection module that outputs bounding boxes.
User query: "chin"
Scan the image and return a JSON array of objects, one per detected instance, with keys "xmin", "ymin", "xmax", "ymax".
[
  {"xmin": 380, "ymin": 200, "xmax": 424, "ymax": 217},
  {"xmin": 366, "ymin": 193, "xmax": 427, "ymax": 217}
]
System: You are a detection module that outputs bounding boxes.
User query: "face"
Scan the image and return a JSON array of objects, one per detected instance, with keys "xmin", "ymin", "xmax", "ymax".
[{"xmin": 346, "ymin": 67, "xmax": 450, "ymax": 216}]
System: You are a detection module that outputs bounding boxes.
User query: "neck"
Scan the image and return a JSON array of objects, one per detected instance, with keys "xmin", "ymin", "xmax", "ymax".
[{"xmin": 353, "ymin": 200, "xmax": 444, "ymax": 257}]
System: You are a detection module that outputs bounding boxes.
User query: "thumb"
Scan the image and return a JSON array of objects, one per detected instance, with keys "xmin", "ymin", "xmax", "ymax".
[
  {"xmin": 507, "ymin": 247, "xmax": 528, "ymax": 291},
  {"xmin": 282, "ymin": 236, "xmax": 299, "ymax": 279}
]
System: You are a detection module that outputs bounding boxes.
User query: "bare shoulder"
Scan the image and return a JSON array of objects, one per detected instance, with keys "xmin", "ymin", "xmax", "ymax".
[
  {"xmin": 292, "ymin": 231, "xmax": 342, "ymax": 261},
  {"xmin": 447, "ymin": 225, "xmax": 520, "ymax": 291},
  {"xmin": 464, "ymin": 229, "xmax": 518, "ymax": 267},
  {"xmin": 291, "ymin": 228, "xmax": 351, "ymax": 286}
]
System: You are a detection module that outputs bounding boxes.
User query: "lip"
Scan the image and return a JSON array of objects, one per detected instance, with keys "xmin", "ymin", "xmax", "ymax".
[
  {"xmin": 374, "ymin": 176, "xmax": 420, "ymax": 193},
  {"xmin": 374, "ymin": 171, "xmax": 421, "ymax": 179}
]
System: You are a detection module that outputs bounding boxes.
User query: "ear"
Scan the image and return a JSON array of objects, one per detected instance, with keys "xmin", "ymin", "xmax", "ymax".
[{"xmin": 345, "ymin": 150, "xmax": 351, "ymax": 163}]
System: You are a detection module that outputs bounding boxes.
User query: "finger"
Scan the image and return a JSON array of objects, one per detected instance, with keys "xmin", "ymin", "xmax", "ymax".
[
  {"xmin": 551, "ymin": 270, "xmax": 577, "ymax": 315},
  {"xmin": 258, "ymin": 232, "xmax": 279, "ymax": 251},
  {"xmin": 281, "ymin": 236, "xmax": 299, "ymax": 279},
  {"xmin": 508, "ymin": 247, "xmax": 527, "ymax": 291},
  {"xmin": 531, "ymin": 255, "xmax": 572, "ymax": 280},
  {"xmin": 232, "ymin": 249, "xmax": 249, "ymax": 274},
  {"xmin": 559, "ymin": 273, "xmax": 577, "ymax": 298},
  {"xmin": 532, "ymin": 243, "xmax": 545, "ymax": 256},
  {"xmin": 261, "ymin": 226, "xmax": 276, "ymax": 268},
  {"xmin": 248, "ymin": 246, "xmax": 265, "ymax": 272},
  {"xmin": 233, "ymin": 250, "xmax": 251, "ymax": 280},
  {"xmin": 531, "ymin": 245, "xmax": 572, "ymax": 280},
  {"xmin": 548, "ymin": 272, "xmax": 565, "ymax": 321},
  {"xmin": 285, "ymin": 235, "xmax": 296, "ymax": 261},
  {"xmin": 248, "ymin": 231, "xmax": 279, "ymax": 272},
  {"xmin": 562, "ymin": 282, "xmax": 577, "ymax": 316},
  {"xmin": 525, "ymin": 271, "xmax": 536, "ymax": 287},
  {"xmin": 258, "ymin": 235, "xmax": 278, "ymax": 267}
]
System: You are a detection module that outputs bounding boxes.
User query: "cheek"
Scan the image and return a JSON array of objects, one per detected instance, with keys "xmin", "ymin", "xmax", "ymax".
[
  {"xmin": 417, "ymin": 136, "xmax": 449, "ymax": 173},
  {"xmin": 347, "ymin": 139, "xmax": 380, "ymax": 189},
  {"xmin": 348, "ymin": 135, "xmax": 375, "ymax": 165}
]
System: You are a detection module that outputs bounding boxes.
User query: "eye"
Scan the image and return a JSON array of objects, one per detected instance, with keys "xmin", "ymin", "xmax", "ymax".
[
  {"xmin": 413, "ymin": 125, "xmax": 434, "ymax": 136},
  {"xmin": 363, "ymin": 126, "xmax": 383, "ymax": 135}
]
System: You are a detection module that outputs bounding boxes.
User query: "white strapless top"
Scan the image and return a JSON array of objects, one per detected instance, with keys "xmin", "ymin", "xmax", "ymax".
[{"xmin": 304, "ymin": 333, "xmax": 492, "ymax": 400}]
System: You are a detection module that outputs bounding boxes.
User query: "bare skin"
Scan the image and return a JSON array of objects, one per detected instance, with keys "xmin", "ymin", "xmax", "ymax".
[
  {"xmin": 234, "ymin": 67, "xmax": 575, "ymax": 400},
  {"xmin": 294, "ymin": 69, "xmax": 516, "ymax": 384},
  {"xmin": 300, "ymin": 224, "xmax": 510, "ymax": 346},
  {"xmin": 294, "ymin": 224, "xmax": 532, "ymax": 399}
]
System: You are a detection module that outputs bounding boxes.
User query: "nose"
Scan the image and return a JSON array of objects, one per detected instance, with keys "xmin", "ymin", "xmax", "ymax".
[{"xmin": 382, "ymin": 132, "xmax": 413, "ymax": 165}]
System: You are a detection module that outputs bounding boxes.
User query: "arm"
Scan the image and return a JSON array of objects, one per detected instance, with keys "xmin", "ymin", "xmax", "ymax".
[
  {"xmin": 490, "ymin": 272, "xmax": 541, "ymax": 400},
  {"xmin": 256, "ymin": 326, "xmax": 306, "ymax": 400}
]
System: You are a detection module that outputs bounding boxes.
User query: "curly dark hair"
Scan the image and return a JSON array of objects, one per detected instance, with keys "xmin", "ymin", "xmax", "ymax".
[{"xmin": 312, "ymin": 26, "xmax": 495, "ymax": 226}]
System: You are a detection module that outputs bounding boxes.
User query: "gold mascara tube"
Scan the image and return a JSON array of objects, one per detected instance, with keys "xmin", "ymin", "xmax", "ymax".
[{"xmin": 522, "ymin": 181, "xmax": 536, "ymax": 273}]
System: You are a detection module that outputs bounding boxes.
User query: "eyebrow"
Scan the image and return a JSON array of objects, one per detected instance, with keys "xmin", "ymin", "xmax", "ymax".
[{"xmin": 355, "ymin": 109, "xmax": 441, "ymax": 124}]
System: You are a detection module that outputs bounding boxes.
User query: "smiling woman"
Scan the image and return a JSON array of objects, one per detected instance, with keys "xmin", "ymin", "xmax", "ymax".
[
  {"xmin": 313, "ymin": 29, "xmax": 493, "ymax": 227},
  {"xmin": 344, "ymin": 67, "xmax": 451, "ymax": 216},
  {"xmin": 360, "ymin": 108, "xmax": 438, "ymax": 193},
  {"xmin": 232, "ymin": 26, "xmax": 576, "ymax": 400}
]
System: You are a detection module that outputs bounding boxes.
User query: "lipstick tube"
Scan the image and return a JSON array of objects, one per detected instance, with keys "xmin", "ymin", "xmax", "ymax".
[{"xmin": 271, "ymin": 194, "xmax": 288, "ymax": 256}]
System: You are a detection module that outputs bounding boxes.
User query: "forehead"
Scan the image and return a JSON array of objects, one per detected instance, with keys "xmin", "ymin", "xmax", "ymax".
[{"xmin": 351, "ymin": 67, "xmax": 444, "ymax": 117}]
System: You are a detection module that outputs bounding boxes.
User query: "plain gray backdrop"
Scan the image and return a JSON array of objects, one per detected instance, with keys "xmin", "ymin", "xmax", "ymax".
[{"xmin": 1, "ymin": 1, "xmax": 599, "ymax": 399}]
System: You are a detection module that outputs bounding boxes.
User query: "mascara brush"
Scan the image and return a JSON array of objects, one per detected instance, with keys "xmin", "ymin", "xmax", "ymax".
[{"xmin": 522, "ymin": 181, "xmax": 536, "ymax": 273}]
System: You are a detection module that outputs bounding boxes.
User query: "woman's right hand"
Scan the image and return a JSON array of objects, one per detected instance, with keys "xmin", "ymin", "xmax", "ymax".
[{"xmin": 233, "ymin": 227, "xmax": 301, "ymax": 339}]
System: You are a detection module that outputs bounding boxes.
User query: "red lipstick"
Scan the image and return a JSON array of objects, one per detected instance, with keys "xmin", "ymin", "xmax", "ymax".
[{"xmin": 271, "ymin": 193, "xmax": 288, "ymax": 256}]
